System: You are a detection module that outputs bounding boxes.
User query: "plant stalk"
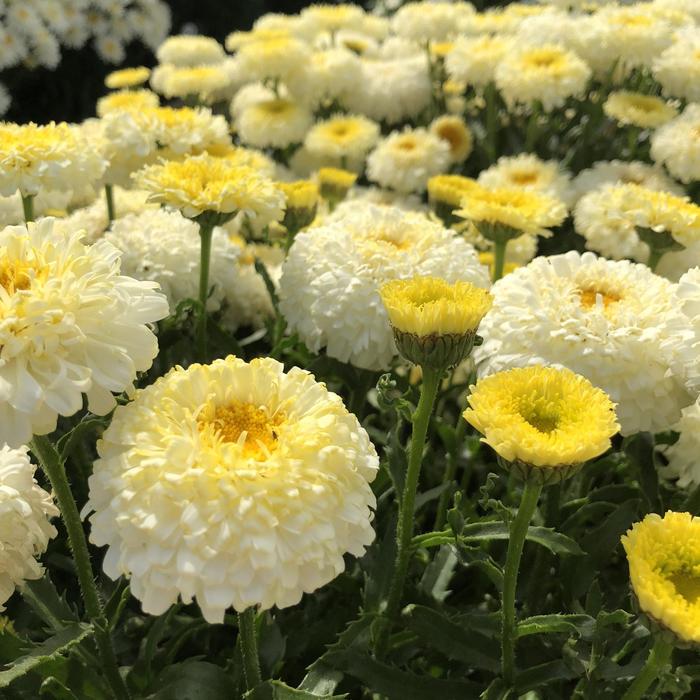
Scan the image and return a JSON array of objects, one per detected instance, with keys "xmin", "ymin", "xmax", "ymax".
[
  {"xmin": 620, "ymin": 635, "xmax": 673, "ymax": 700},
  {"xmin": 238, "ymin": 608, "xmax": 262, "ymax": 691},
  {"xmin": 196, "ymin": 221, "xmax": 215, "ymax": 362}
]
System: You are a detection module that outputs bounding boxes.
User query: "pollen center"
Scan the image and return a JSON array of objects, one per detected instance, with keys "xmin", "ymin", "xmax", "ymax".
[
  {"xmin": 511, "ymin": 171, "xmax": 539, "ymax": 186},
  {"xmin": 669, "ymin": 570, "xmax": 700, "ymax": 605},
  {"xmin": 578, "ymin": 287, "xmax": 621, "ymax": 309},
  {"xmin": 522, "ymin": 411, "xmax": 559, "ymax": 433},
  {"xmin": 202, "ymin": 401, "xmax": 282, "ymax": 459},
  {"xmin": 0, "ymin": 258, "xmax": 40, "ymax": 295}
]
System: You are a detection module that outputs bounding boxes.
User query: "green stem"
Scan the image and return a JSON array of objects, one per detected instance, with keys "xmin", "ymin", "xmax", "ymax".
[
  {"xmin": 501, "ymin": 479, "xmax": 543, "ymax": 685},
  {"xmin": 434, "ymin": 417, "xmax": 467, "ymax": 531},
  {"xmin": 375, "ymin": 367, "xmax": 442, "ymax": 656},
  {"xmin": 105, "ymin": 184, "xmax": 115, "ymax": 226},
  {"xmin": 21, "ymin": 193, "xmax": 35, "ymax": 223},
  {"xmin": 492, "ymin": 239, "xmax": 507, "ymax": 282},
  {"xmin": 646, "ymin": 248, "xmax": 664, "ymax": 273},
  {"xmin": 620, "ymin": 636, "xmax": 673, "ymax": 700},
  {"xmin": 627, "ymin": 128, "xmax": 638, "ymax": 158},
  {"xmin": 196, "ymin": 222, "xmax": 214, "ymax": 362},
  {"xmin": 485, "ymin": 82, "xmax": 498, "ymax": 164},
  {"xmin": 30, "ymin": 435, "xmax": 131, "ymax": 700},
  {"xmin": 238, "ymin": 608, "xmax": 262, "ymax": 691},
  {"xmin": 524, "ymin": 103, "xmax": 541, "ymax": 152}
]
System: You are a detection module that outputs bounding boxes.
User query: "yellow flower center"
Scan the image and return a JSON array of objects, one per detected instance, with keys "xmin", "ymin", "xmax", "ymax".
[
  {"xmin": 669, "ymin": 570, "xmax": 700, "ymax": 605},
  {"xmin": 523, "ymin": 410, "xmax": 559, "ymax": 434},
  {"xmin": 510, "ymin": 171, "xmax": 539, "ymax": 186},
  {"xmin": 0, "ymin": 257, "xmax": 45, "ymax": 295},
  {"xmin": 578, "ymin": 287, "xmax": 621, "ymax": 309},
  {"xmin": 202, "ymin": 401, "xmax": 282, "ymax": 460},
  {"xmin": 436, "ymin": 124, "xmax": 464, "ymax": 151},
  {"xmin": 524, "ymin": 49, "xmax": 563, "ymax": 70},
  {"xmin": 396, "ymin": 137, "xmax": 417, "ymax": 152}
]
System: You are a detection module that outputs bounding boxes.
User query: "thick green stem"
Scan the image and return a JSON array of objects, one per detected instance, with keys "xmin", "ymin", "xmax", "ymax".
[
  {"xmin": 492, "ymin": 239, "xmax": 507, "ymax": 282},
  {"xmin": 434, "ymin": 417, "xmax": 467, "ymax": 531},
  {"xmin": 30, "ymin": 435, "xmax": 130, "ymax": 700},
  {"xmin": 620, "ymin": 636, "xmax": 673, "ymax": 700},
  {"xmin": 375, "ymin": 367, "xmax": 442, "ymax": 655},
  {"xmin": 105, "ymin": 184, "xmax": 115, "ymax": 225},
  {"xmin": 485, "ymin": 82, "xmax": 498, "ymax": 164},
  {"xmin": 238, "ymin": 608, "xmax": 262, "ymax": 691},
  {"xmin": 501, "ymin": 479, "xmax": 543, "ymax": 685},
  {"xmin": 196, "ymin": 222, "xmax": 215, "ymax": 362},
  {"xmin": 646, "ymin": 248, "xmax": 664, "ymax": 273},
  {"xmin": 524, "ymin": 103, "xmax": 541, "ymax": 152},
  {"xmin": 22, "ymin": 193, "xmax": 35, "ymax": 223}
]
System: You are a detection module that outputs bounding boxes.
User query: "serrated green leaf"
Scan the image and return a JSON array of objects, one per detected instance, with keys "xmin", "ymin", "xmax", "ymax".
[
  {"xmin": 39, "ymin": 677, "xmax": 79, "ymax": 700},
  {"xmin": 246, "ymin": 679, "xmax": 346, "ymax": 699},
  {"xmin": 150, "ymin": 661, "xmax": 235, "ymax": 699},
  {"xmin": 515, "ymin": 659, "xmax": 580, "ymax": 692},
  {"xmin": 20, "ymin": 575, "xmax": 78, "ymax": 632},
  {"xmin": 457, "ymin": 521, "xmax": 583, "ymax": 555},
  {"xmin": 0, "ymin": 623, "xmax": 92, "ymax": 689},
  {"xmin": 516, "ymin": 614, "xmax": 595, "ymax": 639},
  {"xmin": 403, "ymin": 605, "xmax": 500, "ymax": 672},
  {"xmin": 419, "ymin": 545, "xmax": 458, "ymax": 602},
  {"xmin": 325, "ymin": 648, "xmax": 482, "ymax": 699}
]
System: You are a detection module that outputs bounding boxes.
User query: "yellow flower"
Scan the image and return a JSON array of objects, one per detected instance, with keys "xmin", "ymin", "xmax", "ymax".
[
  {"xmin": 317, "ymin": 167, "xmax": 357, "ymax": 204},
  {"xmin": 304, "ymin": 114, "xmax": 380, "ymax": 163},
  {"xmin": 456, "ymin": 184, "xmax": 567, "ymax": 240},
  {"xmin": 604, "ymin": 91, "xmax": 678, "ymax": 129},
  {"xmin": 430, "ymin": 115, "xmax": 473, "ymax": 163},
  {"xmin": 380, "ymin": 276, "xmax": 492, "ymax": 369},
  {"xmin": 622, "ymin": 511, "xmax": 700, "ymax": 645},
  {"xmin": 428, "ymin": 174, "xmax": 480, "ymax": 227},
  {"xmin": 96, "ymin": 89, "xmax": 159, "ymax": 117},
  {"xmin": 153, "ymin": 64, "xmax": 231, "ymax": 102},
  {"xmin": 279, "ymin": 181, "xmax": 319, "ymax": 234},
  {"xmin": 205, "ymin": 144, "xmax": 276, "ymax": 177},
  {"xmin": 464, "ymin": 366, "xmax": 619, "ymax": 481},
  {"xmin": 133, "ymin": 153, "xmax": 284, "ymax": 223},
  {"xmin": 104, "ymin": 67, "xmax": 151, "ymax": 90}
]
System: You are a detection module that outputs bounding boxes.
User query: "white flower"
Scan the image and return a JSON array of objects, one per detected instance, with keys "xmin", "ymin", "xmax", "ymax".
[
  {"xmin": 235, "ymin": 34, "xmax": 311, "ymax": 83},
  {"xmin": 104, "ymin": 209, "xmax": 239, "ymax": 314},
  {"xmin": 344, "ymin": 54, "xmax": 432, "ymax": 125},
  {"xmin": 150, "ymin": 63, "xmax": 232, "ymax": 103},
  {"xmin": 475, "ymin": 251, "xmax": 697, "ymax": 435},
  {"xmin": 85, "ymin": 356, "xmax": 378, "ymax": 622},
  {"xmin": 495, "ymin": 43, "xmax": 591, "ymax": 111},
  {"xmin": 156, "ymin": 35, "xmax": 225, "ymax": 67},
  {"xmin": 235, "ymin": 98, "xmax": 313, "ymax": 150},
  {"xmin": 653, "ymin": 29, "xmax": 700, "ymax": 101},
  {"xmin": 279, "ymin": 202, "xmax": 490, "ymax": 370},
  {"xmin": 661, "ymin": 397, "xmax": 700, "ymax": 488},
  {"xmin": 0, "ymin": 444, "xmax": 58, "ymax": 610},
  {"xmin": 0, "ymin": 218, "xmax": 169, "ymax": 447},
  {"xmin": 651, "ymin": 104, "xmax": 700, "ymax": 184},
  {"xmin": 391, "ymin": 1, "xmax": 474, "ymax": 42},
  {"xmin": 304, "ymin": 114, "xmax": 380, "ymax": 168},
  {"xmin": 478, "ymin": 153, "xmax": 574, "ymax": 207},
  {"xmin": 446, "ymin": 35, "xmax": 514, "ymax": 87},
  {"xmin": 367, "ymin": 128, "xmax": 451, "ymax": 194},
  {"xmin": 571, "ymin": 159, "xmax": 684, "ymax": 201}
]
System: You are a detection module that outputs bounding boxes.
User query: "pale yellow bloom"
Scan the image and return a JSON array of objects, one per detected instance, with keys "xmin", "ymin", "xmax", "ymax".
[
  {"xmin": 105, "ymin": 67, "xmax": 151, "ymax": 90},
  {"xmin": 604, "ymin": 91, "xmax": 678, "ymax": 129}
]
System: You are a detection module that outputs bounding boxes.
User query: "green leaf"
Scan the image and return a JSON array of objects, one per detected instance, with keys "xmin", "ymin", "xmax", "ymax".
[
  {"xmin": 412, "ymin": 531, "xmax": 454, "ymax": 550},
  {"xmin": 246, "ymin": 680, "xmax": 346, "ymax": 699},
  {"xmin": 20, "ymin": 575, "xmax": 78, "ymax": 631},
  {"xmin": 39, "ymin": 677, "xmax": 80, "ymax": 700},
  {"xmin": 56, "ymin": 415, "xmax": 108, "ymax": 461},
  {"xmin": 403, "ymin": 605, "xmax": 500, "ymax": 672},
  {"xmin": 419, "ymin": 544, "xmax": 458, "ymax": 603},
  {"xmin": 325, "ymin": 648, "xmax": 482, "ymax": 699},
  {"xmin": 0, "ymin": 623, "xmax": 93, "ymax": 689},
  {"xmin": 624, "ymin": 432, "xmax": 662, "ymax": 514},
  {"xmin": 150, "ymin": 661, "xmax": 236, "ymax": 700},
  {"xmin": 458, "ymin": 521, "xmax": 583, "ymax": 555},
  {"xmin": 515, "ymin": 660, "xmax": 580, "ymax": 693},
  {"xmin": 254, "ymin": 259, "xmax": 279, "ymax": 308},
  {"xmin": 516, "ymin": 614, "xmax": 595, "ymax": 639}
]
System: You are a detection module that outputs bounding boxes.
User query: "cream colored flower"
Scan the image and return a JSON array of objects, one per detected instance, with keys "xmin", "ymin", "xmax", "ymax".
[
  {"xmin": 603, "ymin": 91, "xmax": 677, "ymax": 129},
  {"xmin": 446, "ymin": 35, "xmax": 514, "ymax": 87},
  {"xmin": 156, "ymin": 35, "xmax": 225, "ymax": 67},
  {"xmin": 150, "ymin": 64, "xmax": 232, "ymax": 103},
  {"xmin": 653, "ymin": 29, "xmax": 700, "ymax": 101},
  {"xmin": 430, "ymin": 115, "xmax": 473, "ymax": 164},
  {"xmin": 0, "ymin": 218, "xmax": 168, "ymax": 447},
  {"xmin": 0, "ymin": 445, "xmax": 58, "ymax": 610},
  {"xmin": 651, "ymin": 104, "xmax": 700, "ymax": 183},
  {"xmin": 85, "ymin": 356, "xmax": 378, "ymax": 622},
  {"xmin": 304, "ymin": 114, "xmax": 380, "ymax": 168},
  {"xmin": 391, "ymin": 2, "xmax": 474, "ymax": 42},
  {"xmin": 236, "ymin": 98, "xmax": 313, "ymax": 149}
]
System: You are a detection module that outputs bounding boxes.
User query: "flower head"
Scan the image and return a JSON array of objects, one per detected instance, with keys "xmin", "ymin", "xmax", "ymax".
[
  {"xmin": 429, "ymin": 115, "xmax": 473, "ymax": 163},
  {"xmin": 105, "ymin": 67, "xmax": 151, "ymax": 90},
  {"xmin": 156, "ymin": 35, "xmax": 225, "ymax": 67},
  {"xmin": 622, "ymin": 511, "xmax": 700, "ymax": 645},
  {"xmin": 85, "ymin": 356, "xmax": 378, "ymax": 622},
  {"xmin": 651, "ymin": 104, "xmax": 700, "ymax": 183},
  {"xmin": 317, "ymin": 167, "xmax": 357, "ymax": 205},
  {"xmin": 380, "ymin": 276, "xmax": 492, "ymax": 369},
  {"xmin": 133, "ymin": 154, "xmax": 285, "ymax": 224},
  {"xmin": 604, "ymin": 91, "xmax": 677, "ymax": 129},
  {"xmin": 464, "ymin": 366, "xmax": 618, "ymax": 482},
  {"xmin": 304, "ymin": 114, "xmax": 380, "ymax": 166},
  {"xmin": 235, "ymin": 97, "xmax": 313, "ymax": 149},
  {"xmin": 0, "ymin": 219, "xmax": 168, "ymax": 446},
  {"xmin": 96, "ymin": 89, "xmax": 159, "ymax": 117},
  {"xmin": 279, "ymin": 181, "xmax": 319, "ymax": 234},
  {"xmin": 151, "ymin": 64, "xmax": 231, "ymax": 103}
]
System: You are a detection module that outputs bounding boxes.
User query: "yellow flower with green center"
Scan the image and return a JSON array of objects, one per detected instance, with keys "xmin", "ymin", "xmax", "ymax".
[
  {"xmin": 379, "ymin": 276, "xmax": 492, "ymax": 369},
  {"xmin": 455, "ymin": 184, "xmax": 567, "ymax": 241},
  {"xmin": 428, "ymin": 174, "xmax": 480, "ymax": 226},
  {"xmin": 105, "ymin": 67, "xmax": 151, "ymax": 90},
  {"xmin": 604, "ymin": 91, "xmax": 678, "ymax": 129},
  {"xmin": 622, "ymin": 511, "xmax": 700, "ymax": 645},
  {"xmin": 96, "ymin": 89, "xmax": 159, "ymax": 117},
  {"xmin": 133, "ymin": 153, "xmax": 284, "ymax": 222},
  {"xmin": 464, "ymin": 366, "xmax": 619, "ymax": 482},
  {"xmin": 279, "ymin": 180, "xmax": 319, "ymax": 237},
  {"xmin": 317, "ymin": 167, "xmax": 357, "ymax": 206}
]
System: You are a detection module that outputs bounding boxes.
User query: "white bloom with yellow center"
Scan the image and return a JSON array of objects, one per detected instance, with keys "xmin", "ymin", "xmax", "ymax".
[
  {"xmin": 477, "ymin": 153, "xmax": 574, "ymax": 207},
  {"xmin": 104, "ymin": 209, "xmax": 239, "ymax": 315},
  {"xmin": 603, "ymin": 91, "xmax": 677, "ymax": 129},
  {"xmin": 653, "ymin": 29, "xmax": 700, "ymax": 101},
  {"xmin": 236, "ymin": 35, "xmax": 311, "ymax": 82},
  {"xmin": 279, "ymin": 203, "xmax": 489, "ymax": 370},
  {"xmin": 662, "ymin": 395, "xmax": 700, "ymax": 488},
  {"xmin": 570, "ymin": 159, "xmax": 684, "ymax": 201},
  {"xmin": 85, "ymin": 356, "xmax": 378, "ymax": 622},
  {"xmin": 391, "ymin": 2, "xmax": 474, "ymax": 42},
  {"xmin": 300, "ymin": 4, "xmax": 367, "ymax": 35},
  {"xmin": 495, "ymin": 43, "xmax": 591, "ymax": 111},
  {"xmin": 476, "ymin": 251, "xmax": 698, "ymax": 435},
  {"xmin": 0, "ymin": 444, "xmax": 58, "ymax": 610},
  {"xmin": 430, "ymin": 115, "xmax": 473, "ymax": 164},
  {"xmin": 446, "ymin": 35, "xmax": 514, "ymax": 87},
  {"xmin": 0, "ymin": 218, "xmax": 168, "ymax": 447},
  {"xmin": 651, "ymin": 104, "xmax": 700, "ymax": 183},
  {"xmin": 344, "ymin": 54, "xmax": 432, "ymax": 125},
  {"xmin": 367, "ymin": 128, "xmax": 451, "ymax": 194},
  {"xmin": 235, "ymin": 98, "xmax": 313, "ymax": 149},
  {"xmin": 304, "ymin": 114, "xmax": 380, "ymax": 167},
  {"xmin": 150, "ymin": 63, "xmax": 232, "ymax": 103},
  {"xmin": 156, "ymin": 35, "xmax": 225, "ymax": 67}
]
